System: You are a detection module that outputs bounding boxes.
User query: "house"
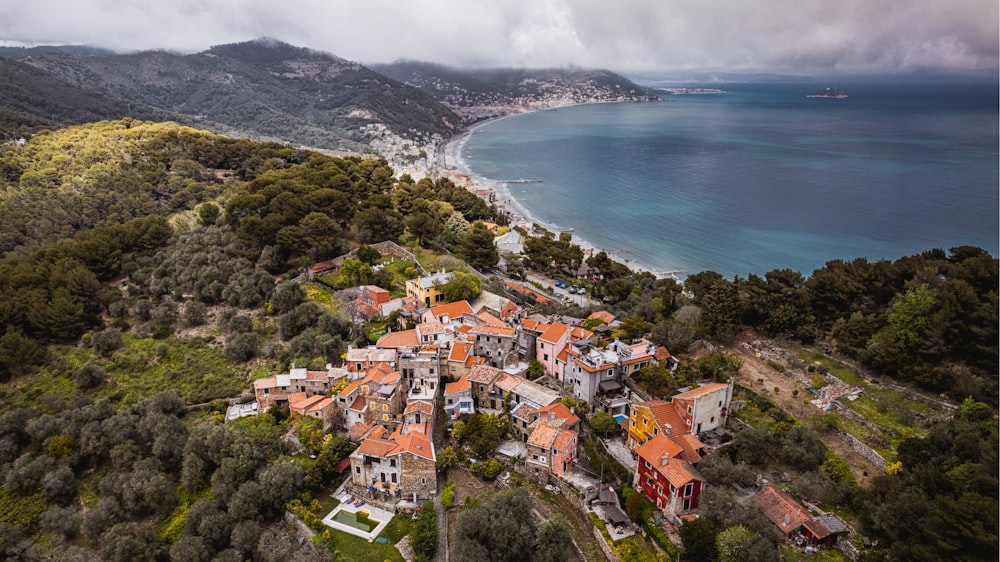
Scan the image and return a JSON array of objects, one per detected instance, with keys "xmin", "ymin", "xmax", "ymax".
[
  {"xmin": 525, "ymin": 422, "xmax": 578, "ymax": 482},
  {"xmin": 253, "ymin": 365, "xmax": 343, "ymax": 410},
  {"xmin": 288, "ymin": 393, "xmax": 337, "ymax": 429},
  {"xmin": 751, "ymin": 485, "xmax": 847, "ymax": 546},
  {"xmin": 349, "ymin": 422, "xmax": 436, "ymax": 501},
  {"xmin": 470, "ymin": 325, "xmax": 518, "ymax": 369},
  {"xmin": 397, "ymin": 348, "xmax": 441, "ymax": 402},
  {"xmin": 336, "ymin": 364, "xmax": 406, "ymax": 432},
  {"xmin": 634, "ymin": 434, "xmax": 706, "ymax": 516},
  {"xmin": 403, "ymin": 400, "xmax": 434, "ymax": 428},
  {"xmin": 376, "ymin": 329, "xmax": 421, "ymax": 351},
  {"xmin": 422, "ymin": 300, "xmax": 474, "ymax": 326},
  {"xmin": 536, "ymin": 322, "xmax": 593, "ymax": 381},
  {"xmin": 626, "ymin": 380, "xmax": 735, "ymax": 451},
  {"xmin": 444, "ymin": 376, "xmax": 475, "ymax": 418},
  {"xmin": 406, "ymin": 270, "xmax": 454, "ymax": 307},
  {"xmin": 587, "ymin": 310, "xmax": 617, "ymax": 327},
  {"xmin": 416, "ymin": 321, "xmax": 451, "ymax": 347},
  {"xmin": 354, "ymin": 285, "xmax": 392, "ymax": 319},
  {"xmin": 671, "ymin": 381, "xmax": 734, "ymax": 435},
  {"xmin": 344, "ymin": 346, "xmax": 397, "ymax": 380},
  {"xmin": 517, "ymin": 318, "xmax": 550, "ymax": 363},
  {"xmin": 469, "ymin": 290, "xmax": 520, "ymax": 322},
  {"xmin": 445, "ymin": 341, "xmax": 484, "ymax": 379},
  {"xmin": 467, "ymin": 364, "xmax": 504, "ymax": 410}
]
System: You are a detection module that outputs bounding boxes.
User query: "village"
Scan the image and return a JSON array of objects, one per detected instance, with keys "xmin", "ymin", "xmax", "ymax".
[{"xmin": 232, "ymin": 260, "xmax": 857, "ymax": 561}]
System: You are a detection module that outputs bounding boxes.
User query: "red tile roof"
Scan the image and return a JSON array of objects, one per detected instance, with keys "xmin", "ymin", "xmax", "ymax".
[
  {"xmin": 444, "ymin": 376, "xmax": 471, "ymax": 395},
  {"xmin": 468, "ymin": 364, "xmax": 503, "ymax": 384},
  {"xmin": 538, "ymin": 322, "xmax": 570, "ymax": 344},
  {"xmin": 552, "ymin": 429, "xmax": 577, "ymax": 452},
  {"xmin": 674, "ymin": 383, "xmax": 729, "ymax": 400},
  {"xmin": 471, "ymin": 325, "xmax": 516, "ymax": 337},
  {"xmin": 476, "ymin": 310, "xmax": 507, "ymax": 327},
  {"xmin": 376, "ymin": 329, "xmax": 420, "ymax": 349},
  {"xmin": 448, "ymin": 342, "xmax": 473, "ymax": 362},
  {"xmin": 751, "ymin": 486, "xmax": 811, "ymax": 535},
  {"xmin": 430, "ymin": 300, "xmax": 474, "ymax": 319},
  {"xmin": 670, "ymin": 433, "xmax": 705, "ymax": 464},
  {"xmin": 587, "ymin": 310, "xmax": 617, "ymax": 325}
]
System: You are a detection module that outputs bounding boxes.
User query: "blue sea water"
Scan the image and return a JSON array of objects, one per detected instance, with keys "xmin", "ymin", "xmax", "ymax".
[{"xmin": 460, "ymin": 82, "xmax": 999, "ymax": 279}]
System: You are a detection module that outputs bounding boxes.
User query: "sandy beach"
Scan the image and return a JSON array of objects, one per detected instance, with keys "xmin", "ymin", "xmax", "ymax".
[{"xmin": 438, "ymin": 113, "xmax": 675, "ymax": 279}]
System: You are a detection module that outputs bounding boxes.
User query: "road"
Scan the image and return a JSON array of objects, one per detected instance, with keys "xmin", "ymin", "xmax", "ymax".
[{"xmin": 525, "ymin": 272, "xmax": 593, "ymax": 308}]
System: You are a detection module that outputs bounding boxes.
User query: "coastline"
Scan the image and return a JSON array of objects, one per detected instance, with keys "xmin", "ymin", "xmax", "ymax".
[{"xmin": 437, "ymin": 104, "xmax": 680, "ymax": 280}]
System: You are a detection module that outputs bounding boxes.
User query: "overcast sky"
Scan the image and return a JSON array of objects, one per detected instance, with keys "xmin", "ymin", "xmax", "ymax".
[{"xmin": 1, "ymin": 0, "xmax": 996, "ymax": 75}]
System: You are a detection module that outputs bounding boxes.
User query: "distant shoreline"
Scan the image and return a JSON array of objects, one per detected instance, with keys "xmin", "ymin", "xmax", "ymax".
[{"xmin": 437, "ymin": 103, "xmax": 682, "ymax": 281}]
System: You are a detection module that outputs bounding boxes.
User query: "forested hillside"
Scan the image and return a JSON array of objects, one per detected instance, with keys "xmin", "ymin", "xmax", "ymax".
[
  {"xmin": 4, "ymin": 39, "xmax": 459, "ymax": 150},
  {"xmin": 0, "ymin": 58, "xmax": 171, "ymax": 137}
]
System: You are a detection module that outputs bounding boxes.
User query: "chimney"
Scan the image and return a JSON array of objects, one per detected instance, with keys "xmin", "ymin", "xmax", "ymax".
[
  {"xmin": 784, "ymin": 516, "xmax": 791, "ymax": 526},
  {"xmin": 660, "ymin": 452, "xmax": 670, "ymax": 466}
]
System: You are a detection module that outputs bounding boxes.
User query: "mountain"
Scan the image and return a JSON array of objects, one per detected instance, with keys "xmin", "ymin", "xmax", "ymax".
[
  {"xmin": 3, "ymin": 39, "xmax": 459, "ymax": 151},
  {"xmin": 372, "ymin": 61, "xmax": 662, "ymax": 122},
  {"xmin": 0, "ymin": 58, "xmax": 172, "ymax": 136}
]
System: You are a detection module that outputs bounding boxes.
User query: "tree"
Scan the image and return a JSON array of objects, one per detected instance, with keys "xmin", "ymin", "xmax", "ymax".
[
  {"xmin": 184, "ymin": 301, "xmax": 208, "ymax": 327},
  {"xmin": 270, "ymin": 282, "xmax": 305, "ymax": 315},
  {"xmin": 198, "ymin": 203, "xmax": 221, "ymax": 226},
  {"xmin": 459, "ymin": 222, "xmax": 499, "ymax": 269},
  {"xmin": 454, "ymin": 489, "xmax": 535, "ymax": 562},
  {"xmin": 590, "ymin": 412, "xmax": 619, "ymax": 437},
  {"xmin": 535, "ymin": 518, "xmax": 572, "ymax": 562},
  {"xmin": 716, "ymin": 525, "xmax": 754, "ymax": 562},
  {"xmin": 440, "ymin": 271, "xmax": 482, "ymax": 302},
  {"xmin": 680, "ymin": 517, "xmax": 718, "ymax": 562},
  {"xmin": 438, "ymin": 446, "xmax": 460, "ymax": 470},
  {"xmin": 411, "ymin": 502, "xmax": 437, "ymax": 562},
  {"xmin": 613, "ymin": 316, "xmax": 652, "ymax": 341}
]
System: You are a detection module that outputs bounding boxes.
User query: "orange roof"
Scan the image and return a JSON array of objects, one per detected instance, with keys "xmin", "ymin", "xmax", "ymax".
[
  {"xmin": 338, "ymin": 379, "xmax": 364, "ymax": 398},
  {"xmin": 376, "ymin": 329, "xmax": 420, "ymax": 349},
  {"xmin": 349, "ymin": 396, "xmax": 367, "ymax": 412},
  {"xmin": 556, "ymin": 348, "xmax": 569, "ymax": 363},
  {"xmin": 538, "ymin": 322, "xmax": 570, "ymax": 344},
  {"xmin": 520, "ymin": 319, "xmax": 550, "ymax": 332},
  {"xmin": 468, "ymin": 364, "xmax": 503, "ymax": 384},
  {"xmin": 569, "ymin": 326, "xmax": 594, "ymax": 340},
  {"xmin": 290, "ymin": 394, "xmax": 325, "ymax": 412},
  {"xmin": 637, "ymin": 435, "xmax": 704, "ymax": 488},
  {"xmin": 494, "ymin": 373, "xmax": 522, "ymax": 392},
  {"xmin": 670, "ymin": 433, "xmax": 705, "ymax": 464},
  {"xmin": 393, "ymin": 432, "xmax": 436, "ymax": 461},
  {"xmin": 471, "ymin": 325, "xmax": 516, "ymax": 337},
  {"xmin": 357, "ymin": 437, "xmax": 397, "ymax": 458},
  {"xmin": 305, "ymin": 397, "xmax": 334, "ymax": 414},
  {"xmin": 430, "ymin": 300, "xmax": 474, "ymax": 319},
  {"xmin": 674, "ymin": 383, "xmax": 730, "ymax": 400},
  {"xmin": 658, "ymin": 457, "xmax": 704, "ymax": 489},
  {"xmin": 348, "ymin": 421, "xmax": 377, "ymax": 441},
  {"xmin": 253, "ymin": 377, "xmax": 276, "ymax": 389},
  {"xmin": 637, "ymin": 399, "xmax": 688, "ymax": 437},
  {"xmin": 456, "ymin": 324, "xmax": 473, "ymax": 334},
  {"xmin": 654, "ymin": 347, "xmax": 671, "ymax": 362},
  {"xmin": 419, "ymin": 321, "xmax": 447, "ymax": 335},
  {"xmin": 405, "ymin": 400, "xmax": 434, "ymax": 414},
  {"xmin": 448, "ymin": 342, "xmax": 473, "ymax": 362},
  {"xmin": 752, "ymin": 486, "xmax": 811, "ymax": 535},
  {"xmin": 636, "ymin": 434, "xmax": 683, "ymax": 464},
  {"xmin": 465, "ymin": 355, "xmax": 485, "ymax": 367},
  {"xmin": 476, "ymin": 310, "xmax": 507, "ymax": 327},
  {"xmin": 444, "ymin": 376, "xmax": 471, "ymax": 395},
  {"xmin": 505, "ymin": 281, "xmax": 549, "ymax": 303},
  {"xmin": 528, "ymin": 423, "xmax": 560, "ymax": 448},
  {"xmin": 552, "ymin": 429, "xmax": 577, "ymax": 451},
  {"xmin": 536, "ymin": 402, "xmax": 580, "ymax": 428},
  {"xmin": 587, "ymin": 310, "xmax": 616, "ymax": 325}
]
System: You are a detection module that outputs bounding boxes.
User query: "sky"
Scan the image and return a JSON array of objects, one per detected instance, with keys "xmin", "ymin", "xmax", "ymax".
[{"xmin": 1, "ymin": 0, "xmax": 997, "ymax": 76}]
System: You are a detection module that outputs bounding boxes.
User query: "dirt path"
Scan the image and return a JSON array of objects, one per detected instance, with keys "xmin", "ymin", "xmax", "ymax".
[{"xmin": 718, "ymin": 332, "xmax": 880, "ymax": 487}]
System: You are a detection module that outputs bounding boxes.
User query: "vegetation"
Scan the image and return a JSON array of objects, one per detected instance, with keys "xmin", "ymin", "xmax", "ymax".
[{"xmin": 411, "ymin": 503, "xmax": 437, "ymax": 562}]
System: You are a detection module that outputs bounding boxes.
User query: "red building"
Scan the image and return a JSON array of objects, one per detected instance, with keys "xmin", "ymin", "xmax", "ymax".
[{"xmin": 634, "ymin": 434, "xmax": 706, "ymax": 516}]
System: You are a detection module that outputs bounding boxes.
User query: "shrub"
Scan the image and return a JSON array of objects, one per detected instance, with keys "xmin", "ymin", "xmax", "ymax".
[
  {"xmin": 411, "ymin": 503, "xmax": 437, "ymax": 562},
  {"xmin": 440, "ymin": 482, "xmax": 456, "ymax": 510},
  {"xmin": 90, "ymin": 328, "xmax": 123, "ymax": 356}
]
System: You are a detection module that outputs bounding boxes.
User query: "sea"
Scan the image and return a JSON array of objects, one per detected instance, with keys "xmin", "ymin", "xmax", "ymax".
[{"xmin": 459, "ymin": 82, "xmax": 999, "ymax": 279}]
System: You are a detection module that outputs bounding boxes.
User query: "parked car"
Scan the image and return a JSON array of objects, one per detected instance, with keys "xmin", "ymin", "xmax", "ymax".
[{"xmin": 555, "ymin": 280, "xmax": 569, "ymax": 288}]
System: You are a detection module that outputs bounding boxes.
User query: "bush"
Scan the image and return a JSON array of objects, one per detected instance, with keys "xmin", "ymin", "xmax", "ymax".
[
  {"xmin": 90, "ymin": 328, "xmax": 123, "ymax": 356},
  {"xmin": 411, "ymin": 503, "xmax": 437, "ymax": 562},
  {"xmin": 183, "ymin": 301, "xmax": 208, "ymax": 327},
  {"xmin": 440, "ymin": 482, "xmax": 456, "ymax": 510},
  {"xmin": 478, "ymin": 458, "xmax": 503, "ymax": 480},
  {"xmin": 74, "ymin": 363, "xmax": 106, "ymax": 389}
]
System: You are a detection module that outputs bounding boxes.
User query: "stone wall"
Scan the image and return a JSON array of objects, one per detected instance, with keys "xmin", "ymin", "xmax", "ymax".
[
  {"xmin": 834, "ymin": 429, "xmax": 887, "ymax": 472},
  {"xmin": 400, "ymin": 453, "xmax": 437, "ymax": 500}
]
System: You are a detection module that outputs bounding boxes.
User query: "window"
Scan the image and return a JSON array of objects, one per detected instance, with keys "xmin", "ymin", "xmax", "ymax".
[
  {"xmin": 383, "ymin": 404, "xmax": 388, "ymax": 411},
  {"xmin": 391, "ymin": 473, "xmax": 397, "ymax": 483},
  {"xmin": 356, "ymin": 466, "xmax": 361, "ymax": 474},
  {"xmin": 669, "ymin": 483, "xmax": 676, "ymax": 493},
  {"xmin": 710, "ymin": 416, "xmax": 715, "ymax": 423},
  {"xmin": 657, "ymin": 486, "xmax": 663, "ymax": 495},
  {"xmin": 383, "ymin": 414, "xmax": 389, "ymax": 421},
  {"xmin": 540, "ymin": 456, "xmax": 546, "ymax": 462},
  {"xmin": 422, "ymin": 477, "xmax": 426, "ymax": 484},
  {"xmin": 643, "ymin": 460, "xmax": 651, "ymax": 469},
  {"xmin": 684, "ymin": 483, "xmax": 693, "ymax": 497},
  {"xmin": 390, "ymin": 459, "xmax": 396, "ymax": 467},
  {"xmin": 687, "ymin": 405, "xmax": 692, "ymax": 415},
  {"xmin": 645, "ymin": 476, "xmax": 652, "ymax": 486},
  {"xmin": 631, "ymin": 420, "xmax": 636, "ymax": 428},
  {"xmin": 653, "ymin": 428, "xmax": 658, "ymax": 435},
  {"xmin": 543, "ymin": 354, "xmax": 549, "ymax": 361}
]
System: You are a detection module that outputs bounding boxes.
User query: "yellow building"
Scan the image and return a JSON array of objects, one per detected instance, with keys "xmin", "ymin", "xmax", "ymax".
[
  {"xmin": 405, "ymin": 270, "xmax": 454, "ymax": 307},
  {"xmin": 627, "ymin": 399, "xmax": 688, "ymax": 452}
]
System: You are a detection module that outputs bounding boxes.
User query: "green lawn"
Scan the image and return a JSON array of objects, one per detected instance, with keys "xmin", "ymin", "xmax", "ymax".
[
  {"xmin": 782, "ymin": 546, "xmax": 852, "ymax": 562},
  {"xmin": 323, "ymin": 513, "xmax": 413, "ymax": 562}
]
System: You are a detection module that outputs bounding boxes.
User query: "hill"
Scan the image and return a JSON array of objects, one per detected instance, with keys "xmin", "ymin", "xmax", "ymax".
[
  {"xmin": 0, "ymin": 58, "xmax": 172, "ymax": 136},
  {"xmin": 3, "ymin": 39, "xmax": 459, "ymax": 151},
  {"xmin": 372, "ymin": 60, "xmax": 662, "ymax": 121}
]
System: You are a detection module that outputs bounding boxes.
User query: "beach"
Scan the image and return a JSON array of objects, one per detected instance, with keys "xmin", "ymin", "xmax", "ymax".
[{"xmin": 438, "ymin": 111, "xmax": 675, "ymax": 279}]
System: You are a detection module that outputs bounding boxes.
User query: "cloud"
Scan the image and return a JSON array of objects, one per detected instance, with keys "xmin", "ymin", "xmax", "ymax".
[{"xmin": 0, "ymin": 0, "xmax": 996, "ymax": 74}]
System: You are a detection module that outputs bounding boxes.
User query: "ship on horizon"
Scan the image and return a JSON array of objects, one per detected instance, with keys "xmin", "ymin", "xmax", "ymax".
[{"xmin": 807, "ymin": 87, "xmax": 848, "ymax": 98}]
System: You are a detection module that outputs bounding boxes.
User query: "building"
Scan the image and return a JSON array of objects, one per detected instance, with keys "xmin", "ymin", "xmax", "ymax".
[
  {"xmin": 344, "ymin": 346, "xmax": 397, "ymax": 380},
  {"xmin": 626, "ymin": 380, "xmax": 735, "ymax": 451},
  {"xmin": 751, "ymin": 485, "xmax": 848, "ymax": 546},
  {"xmin": 354, "ymin": 285, "xmax": 392, "ymax": 319},
  {"xmin": 422, "ymin": 300, "xmax": 474, "ymax": 326},
  {"xmin": 397, "ymin": 348, "xmax": 441, "ymax": 403},
  {"xmin": 517, "ymin": 318, "xmax": 550, "ymax": 363},
  {"xmin": 634, "ymin": 434, "xmax": 706, "ymax": 516},
  {"xmin": 525, "ymin": 422, "xmax": 578, "ymax": 482},
  {"xmin": 470, "ymin": 325, "xmax": 518, "ymax": 369},
  {"xmin": 253, "ymin": 365, "xmax": 344, "ymax": 410},
  {"xmin": 467, "ymin": 364, "xmax": 504, "ymax": 410},
  {"xmin": 444, "ymin": 376, "xmax": 475, "ymax": 418},
  {"xmin": 445, "ymin": 341, "xmax": 484, "ymax": 379},
  {"xmin": 336, "ymin": 364, "xmax": 406, "ymax": 432},
  {"xmin": 405, "ymin": 270, "xmax": 454, "ymax": 307},
  {"xmin": 349, "ymin": 423, "xmax": 437, "ymax": 501},
  {"xmin": 536, "ymin": 323, "xmax": 593, "ymax": 381}
]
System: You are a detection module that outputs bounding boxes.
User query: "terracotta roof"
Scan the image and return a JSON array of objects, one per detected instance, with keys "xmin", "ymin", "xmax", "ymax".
[
  {"xmin": 290, "ymin": 394, "xmax": 325, "ymax": 412},
  {"xmin": 569, "ymin": 326, "xmax": 594, "ymax": 340},
  {"xmin": 670, "ymin": 433, "xmax": 705, "ymax": 464},
  {"xmin": 418, "ymin": 321, "xmax": 448, "ymax": 336},
  {"xmin": 751, "ymin": 485, "xmax": 811, "ymax": 535},
  {"xmin": 468, "ymin": 364, "xmax": 503, "ymax": 384},
  {"xmin": 444, "ymin": 376, "xmax": 471, "ymax": 395},
  {"xmin": 674, "ymin": 383, "xmax": 730, "ymax": 400},
  {"xmin": 475, "ymin": 310, "xmax": 507, "ymax": 327},
  {"xmin": 376, "ymin": 329, "xmax": 420, "ymax": 349},
  {"xmin": 639, "ymin": 400, "xmax": 688, "ymax": 437},
  {"xmin": 504, "ymin": 281, "xmax": 549, "ymax": 303},
  {"xmin": 448, "ymin": 342, "xmax": 473, "ymax": 362},
  {"xmin": 528, "ymin": 423, "xmax": 560, "ymax": 448},
  {"xmin": 556, "ymin": 348, "xmax": 569, "ymax": 363},
  {"xmin": 636, "ymin": 434, "xmax": 684, "ymax": 466},
  {"xmin": 654, "ymin": 347, "xmax": 671, "ymax": 362},
  {"xmin": 456, "ymin": 324, "xmax": 473, "ymax": 334},
  {"xmin": 495, "ymin": 373, "xmax": 522, "ymax": 393},
  {"xmin": 802, "ymin": 518, "xmax": 833, "ymax": 540},
  {"xmin": 538, "ymin": 322, "xmax": 570, "ymax": 344},
  {"xmin": 338, "ymin": 379, "xmax": 363, "ymax": 398},
  {"xmin": 520, "ymin": 319, "xmax": 550, "ymax": 332},
  {"xmin": 658, "ymin": 457, "xmax": 704, "ymax": 489},
  {"xmin": 465, "ymin": 355, "xmax": 484, "ymax": 368},
  {"xmin": 357, "ymin": 437, "xmax": 397, "ymax": 458},
  {"xmin": 552, "ymin": 429, "xmax": 577, "ymax": 452},
  {"xmin": 349, "ymin": 396, "xmax": 367, "ymax": 412},
  {"xmin": 511, "ymin": 402, "xmax": 539, "ymax": 420},
  {"xmin": 253, "ymin": 377, "xmax": 276, "ymax": 389},
  {"xmin": 587, "ymin": 310, "xmax": 617, "ymax": 325},
  {"xmin": 392, "ymin": 432, "xmax": 436, "ymax": 461},
  {"xmin": 348, "ymin": 421, "xmax": 376, "ymax": 440},
  {"xmin": 470, "ymin": 325, "xmax": 516, "ymax": 337},
  {"xmin": 405, "ymin": 400, "xmax": 434, "ymax": 414},
  {"xmin": 430, "ymin": 300, "xmax": 474, "ymax": 319},
  {"xmin": 305, "ymin": 397, "xmax": 334, "ymax": 414},
  {"xmin": 535, "ymin": 402, "xmax": 580, "ymax": 428}
]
